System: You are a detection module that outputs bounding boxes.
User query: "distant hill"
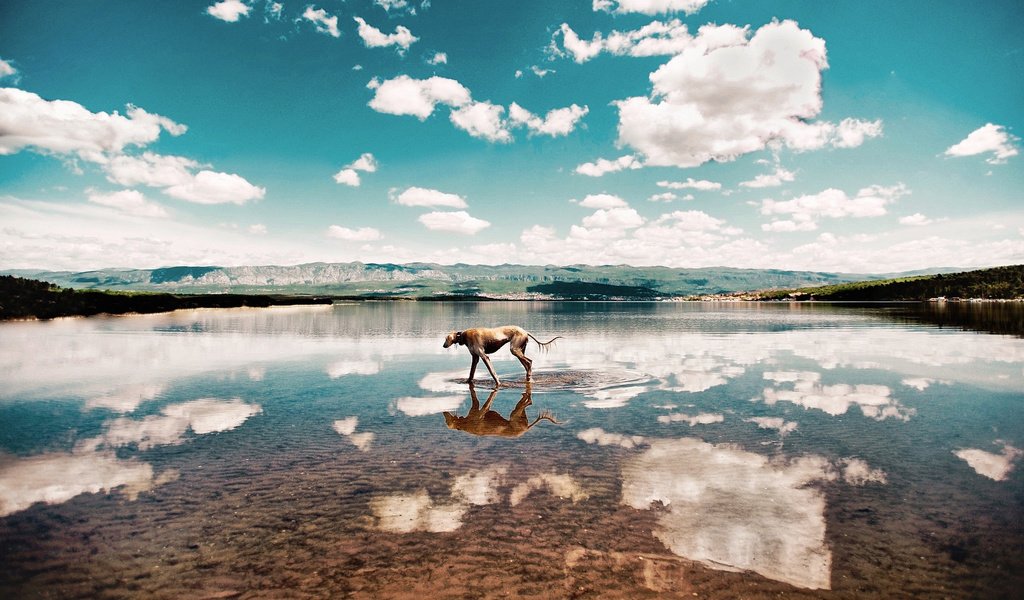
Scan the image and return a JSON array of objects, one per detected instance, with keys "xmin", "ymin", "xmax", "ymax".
[
  {"xmin": 0, "ymin": 276, "xmax": 331, "ymax": 321},
  {"xmin": 3, "ymin": 262, "xmax": 889, "ymax": 299},
  {"xmin": 757, "ymin": 265, "xmax": 1024, "ymax": 301}
]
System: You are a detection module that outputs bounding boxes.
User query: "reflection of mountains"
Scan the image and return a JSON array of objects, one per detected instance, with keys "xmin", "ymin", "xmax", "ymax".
[{"xmin": 443, "ymin": 385, "xmax": 559, "ymax": 438}]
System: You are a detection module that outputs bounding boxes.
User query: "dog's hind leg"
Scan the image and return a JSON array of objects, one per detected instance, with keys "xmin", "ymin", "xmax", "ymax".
[{"xmin": 510, "ymin": 343, "xmax": 532, "ymax": 381}]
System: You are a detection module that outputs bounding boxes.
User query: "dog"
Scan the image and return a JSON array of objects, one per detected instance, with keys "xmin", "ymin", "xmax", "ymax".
[
  {"xmin": 442, "ymin": 325, "xmax": 561, "ymax": 386},
  {"xmin": 443, "ymin": 384, "xmax": 560, "ymax": 438}
]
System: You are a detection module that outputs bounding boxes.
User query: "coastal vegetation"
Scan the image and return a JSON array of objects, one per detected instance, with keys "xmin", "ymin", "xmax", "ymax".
[
  {"xmin": 755, "ymin": 265, "xmax": 1024, "ymax": 301},
  {"xmin": 0, "ymin": 276, "xmax": 331, "ymax": 321}
]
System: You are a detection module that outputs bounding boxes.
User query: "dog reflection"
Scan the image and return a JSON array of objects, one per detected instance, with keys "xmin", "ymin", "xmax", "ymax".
[{"xmin": 443, "ymin": 384, "xmax": 559, "ymax": 437}]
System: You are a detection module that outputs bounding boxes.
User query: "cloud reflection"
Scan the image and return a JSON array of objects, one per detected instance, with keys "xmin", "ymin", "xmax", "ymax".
[
  {"xmin": 332, "ymin": 416, "xmax": 375, "ymax": 451},
  {"xmin": 0, "ymin": 398, "xmax": 260, "ymax": 517},
  {"xmin": 745, "ymin": 416, "xmax": 798, "ymax": 436},
  {"xmin": 577, "ymin": 427, "xmax": 648, "ymax": 449},
  {"xmin": 657, "ymin": 412, "xmax": 724, "ymax": 426},
  {"xmin": 760, "ymin": 371, "xmax": 913, "ymax": 421},
  {"xmin": 84, "ymin": 383, "xmax": 165, "ymax": 413},
  {"xmin": 79, "ymin": 398, "xmax": 262, "ymax": 451},
  {"xmin": 619, "ymin": 437, "xmax": 835, "ymax": 590},
  {"xmin": 0, "ymin": 452, "xmax": 158, "ymax": 517},
  {"xmin": 370, "ymin": 491, "xmax": 467, "ymax": 533},
  {"xmin": 370, "ymin": 464, "xmax": 587, "ymax": 534},
  {"xmin": 954, "ymin": 442, "xmax": 1023, "ymax": 481},
  {"xmin": 509, "ymin": 472, "xmax": 589, "ymax": 507}
]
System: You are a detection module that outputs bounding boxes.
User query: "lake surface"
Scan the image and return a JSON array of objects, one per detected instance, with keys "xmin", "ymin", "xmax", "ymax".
[{"xmin": 1, "ymin": 302, "xmax": 1022, "ymax": 599}]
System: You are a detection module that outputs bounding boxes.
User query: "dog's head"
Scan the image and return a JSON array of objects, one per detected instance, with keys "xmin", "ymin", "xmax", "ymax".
[
  {"xmin": 442, "ymin": 331, "xmax": 461, "ymax": 348},
  {"xmin": 443, "ymin": 412, "xmax": 460, "ymax": 429}
]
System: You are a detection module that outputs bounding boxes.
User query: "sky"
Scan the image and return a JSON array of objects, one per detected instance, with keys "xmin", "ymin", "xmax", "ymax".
[{"xmin": 0, "ymin": 0, "xmax": 1022, "ymax": 274}]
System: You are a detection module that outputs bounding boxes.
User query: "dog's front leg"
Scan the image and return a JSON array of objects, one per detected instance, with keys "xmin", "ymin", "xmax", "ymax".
[
  {"xmin": 468, "ymin": 353, "xmax": 480, "ymax": 383},
  {"xmin": 480, "ymin": 353, "xmax": 500, "ymax": 387}
]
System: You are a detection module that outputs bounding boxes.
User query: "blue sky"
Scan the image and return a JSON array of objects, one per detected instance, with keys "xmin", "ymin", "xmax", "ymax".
[{"xmin": 1, "ymin": 0, "xmax": 1022, "ymax": 272}]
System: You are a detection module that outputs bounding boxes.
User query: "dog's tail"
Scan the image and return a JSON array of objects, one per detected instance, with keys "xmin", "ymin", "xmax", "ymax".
[{"xmin": 528, "ymin": 333, "xmax": 563, "ymax": 353}]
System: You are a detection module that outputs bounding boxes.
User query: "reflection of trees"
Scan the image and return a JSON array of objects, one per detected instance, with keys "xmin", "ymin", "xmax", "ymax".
[
  {"xmin": 877, "ymin": 302, "xmax": 1024, "ymax": 338},
  {"xmin": 442, "ymin": 384, "xmax": 559, "ymax": 438}
]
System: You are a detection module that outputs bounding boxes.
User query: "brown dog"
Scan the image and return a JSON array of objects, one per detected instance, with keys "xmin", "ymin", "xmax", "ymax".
[{"xmin": 443, "ymin": 325, "xmax": 561, "ymax": 386}]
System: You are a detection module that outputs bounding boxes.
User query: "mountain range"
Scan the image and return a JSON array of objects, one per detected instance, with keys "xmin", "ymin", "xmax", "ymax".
[{"xmin": 1, "ymin": 262, "xmax": 962, "ymax": 299}]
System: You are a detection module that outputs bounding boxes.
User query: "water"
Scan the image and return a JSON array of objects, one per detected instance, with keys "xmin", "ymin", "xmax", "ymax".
[{"xmin": 1, "ymin": 302, "xmax": 1022, "ymax": 598}]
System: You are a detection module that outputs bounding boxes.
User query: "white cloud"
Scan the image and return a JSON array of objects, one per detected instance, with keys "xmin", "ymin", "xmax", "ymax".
[
  {"xmin": 449, "ymin": 101, "xmax": 511, "ymax": 143},
  {"xmin": 593, "ymin": 0, "xmax": 712, "ymax": 15},
  {"xmin": 945, "ymin": 123, "xmax": 1019, "ymax": 164},
  {"xmin": 104, "ymin": 152, "xmax": 264, "ymax": 205},
  {"xmin": 427, "ymin": 52, "xmax": 447, "ymax": 65},
  {"xmin": 418, "ymin": 210, "xmax": 491, "ymax": 235},
  {"xmin": 0, "ymin": 58, "xmax": 18, "ymax": 80},
  {"xmin": 206, "ymin": 0, "xmax": 251, "ymax": 22},
  {"xmin": 333, "ymin": 152, "xmax": 378, "ymax": 187},
  {"xmin": 508, "ymin": 102, "xmax": 588, "ymax": 137},
  {"xmin": 761, "ymin": 184, "xmax": 907, "ymax": 231},
  {"xmin": 302, "ymin": 6, "xmax": 341, "ymax": 38},
  {"xmin": 367, "ymin": 75, "xmax": 471, "ymax": 119},
  {"xmin": 353, "ymin": 17, "xmax": 418, "ymax": 52},
  {"xmin": 740, "ymin": 166, "xmax": 796, "ymax": 189},
  {"xmin": 899, "ymin": 213, "xmax": 933, "ymax": 226},
  {"xmin": 530, "ymin": 65, "xmax": 554, "ymax": 77},
  {"xmin": 556, "ymin": 19, "xmax": 735, "ymax": 64},
  {"xmin": 332, "ymin": 169, "xmax": 361, "ymax": 187},
  {"xmin": 264, "ymin": 2, "xmax": 283, "ymax": 21},
  {"xmin": 374, "ymin": 0, "xmax": 411, "ymax": 12},
  {"xmin": 163, "ymin": 170, "xmax": 265, "ymax": 205},
  {"xmin": 577, "ymin": 193, "xmax": 628, "ymax": 209},
  {"xmin": 580, "ymin": 206, "xmax": 644, "ymax": 230},
  {"xmin": 0, "ymin": 90, "xmax": 263, "ymax": 205},
  {"xmin": 833, "ymin": 118, "xmax": 884, "ymax": 148},
  {"xmin": 105, "ymin": 152, "xmax": 199, "ymax": 188},
  {"xmin": 248, "ymin": 223, "xmax": 267, "ymax": 234},
  {"xmin": 0, "ymin": 88, "xmax": 186, "ymax": 163},
  {"xmin": 575, "ymin": 154, "xmax": 642, "ymax": 177},
  {"xmin": 648, "ymin": 192, "xmax": 678, "ymax": 202},
  {"xmin": 609, "ymin": 21, "xmax": 882, "ymax": 168},
  {"xmin": 657, "ymin": 178, "xmax": 721, "ymax": 191},
  {"xmin": 327, "ymin": 225, "xmax": 383, "ymax": 242},
  {"xmin": 393, "ymin": 186, "xmax": 467, "ymax": 208},
  {"xmin": 86, "ymin": 188, "xmax": 169, "ymax": 218}
]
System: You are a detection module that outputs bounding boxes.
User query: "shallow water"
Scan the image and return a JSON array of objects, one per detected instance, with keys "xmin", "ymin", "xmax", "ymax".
[{"xmin": 1, "ymin": 302, "xmax": 1022, "ymax": 598}]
